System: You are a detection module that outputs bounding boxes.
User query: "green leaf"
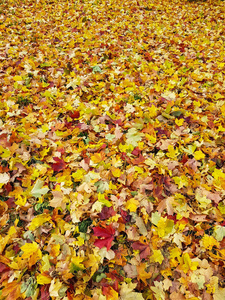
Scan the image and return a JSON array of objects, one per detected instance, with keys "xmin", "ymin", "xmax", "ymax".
[
  {"xmin": 78, "ymin": 218, "xmax": 92, "ymax": 233},
  {"xmin": 94, "ymin": 180, "xmax": 109, "ymax": 193},
  {"xmin": 96, "ymin": 273, "xmax": 107, "ymax": 283},
  {"xmin": 171, "ymin": 110, "xmax": 183, "ymax": 117},
  {"xmin": 58, "ymin": 286, "xmax": 68, "ymax": 298},
  {"xmin": 92, "ymin": 65, "xmax": 102, "ymax": 73},
  {"xmin": 21, "ymin": 282, "xmax": 28, "ymax": 294}
]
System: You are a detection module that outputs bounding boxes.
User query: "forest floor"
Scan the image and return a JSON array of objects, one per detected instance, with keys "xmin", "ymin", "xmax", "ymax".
[{"xmin": 0, "ymin": 0, "xmax": 225, "ymax": 299}]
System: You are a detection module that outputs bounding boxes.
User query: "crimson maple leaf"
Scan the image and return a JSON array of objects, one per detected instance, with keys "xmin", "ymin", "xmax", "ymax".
[
  {"xmin": 99, "ymin": 206, "xmax": 116, "ymax": 220},
  {"xmin": 93, "ymin": 225, "xmax": 115, "ymax": 251},
  {"xmin": 40, "ymin": 285, "xmax": 50, "ymax": 300},
  {"xmin": 132, "ymin": 241, "xmax": 150, "ymax": 260},
  {"xmin": 52, "ymin": 157, "xmax": 66, "ymax": 172}
]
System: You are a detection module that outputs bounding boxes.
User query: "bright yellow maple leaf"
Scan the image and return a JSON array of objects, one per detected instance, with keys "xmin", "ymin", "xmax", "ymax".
[
  {"xmin": 201, "ymin": 234, "xmax": 219, "ymax": 250},
  {"xmin": 194, "ymin": 150, "xmax": 205, "ymax": 160},
  {"xmin": 126, "ymin": 198, "xmax": 139, "ymax": 212},
  {"xmin": 111, "ymin": 167, "xmax": 122, "ymax": 178},
  {"xmin": 21, "ymin": 241, "xmax": 42, "ymax": 259},
  {"xmin": 175, "ymin": 118, "xmax": 184, "ymax": 126},
  {"xmin": 166, "ymin": 145, "xmax": 179, "ymax": 159},
  {"xmin": 212, "ymin": 169, "xmax": 225, "ymax": 180},
  {"xmin": 156, "ymin": 217, "xmax": 174, "ymax": 238},
  {"xmin": 178, "ymin": 253, "xmax": 198, "ymax": 273},
  {"xmin": 13, "ymin": 75, "xmax": 23, "ymax": 81},
  {"xmin": 28, "ymin": 213, "xmax": 52, "ymax": 231},
  {"xmin": 148, "ymin": 105, "xmax": 158, "ymax": 118},
  {"xmin": 150, "ymin": 249, "xmax": 164, "ymax": 264},
  {"xmin": 36, "ymin": 273, "xmax": 52, "ymax": 285}
]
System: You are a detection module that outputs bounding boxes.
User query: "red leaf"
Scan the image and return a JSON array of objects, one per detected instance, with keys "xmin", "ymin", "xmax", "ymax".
[
  {"xmin": 69, "ymin": 110, "xmax": 80, "ymax": 119},
  {"xmin": 132, "ymin": 242, "xmax": 150, "ymax": 260},
  {"xmin": 0, "ymin": 263, "xmax": 9, "ymax": 273},
  {"xmin": 93, "ymin": 225, "xmax": 115, "ymax": 238},
  {"xmin": 131, "ymin": 154, "xmax": 145, "ymax": 165},
  {"xmin": 5, "ymin": 197, "xmax": 16, "ymax": 209},
  {"xmin": 131, "ymin": 147, "xmax": 141, "ymax": 156},
  {"xmin": 94, "ymin": 236, "xmax": 114, "ymax": 251},
  {"xmin": 99, "ymin": 206, "xmax": 116, "ymax": 220},
  {"xmin": 120, "ymin": 209, "xmax": 131, "ymax": 223},
  {"xmin": 93, "ymin": 225, "xmax": 115, "ymax": 250},
  {"xmin": 52, "ymin": 157, "xmax": 66, "ymax": 172},
  {"xmin": 40, "ymin": 285, "xmax": 50, "ymax": 300}
]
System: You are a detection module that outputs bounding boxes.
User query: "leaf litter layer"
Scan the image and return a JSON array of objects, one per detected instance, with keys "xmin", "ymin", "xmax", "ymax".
[{"xmin": 0, "ymin": 0, "xmax": 225, "ymax": 299}]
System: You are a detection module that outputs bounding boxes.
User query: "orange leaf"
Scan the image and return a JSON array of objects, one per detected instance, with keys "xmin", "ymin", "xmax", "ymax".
[{"xmin": 137, "ymin": 263, "xmax": 151, "ymax": 285}]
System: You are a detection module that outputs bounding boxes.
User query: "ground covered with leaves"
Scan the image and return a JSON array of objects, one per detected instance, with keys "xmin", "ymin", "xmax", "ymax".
[{"xmin": 0, "ymin": 0, "xmax": 225, "ymax": 299}]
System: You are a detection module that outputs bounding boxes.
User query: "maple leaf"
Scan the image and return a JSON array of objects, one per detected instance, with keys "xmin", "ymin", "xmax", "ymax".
[
  {"xmin": 40, "ymin": 285, "xmax": 50, "ymax": 300},
  {"xmin": 102, "ymin": 286, "xmax": 118, "ymax": 300},
  {"xmin": 99, "ymin": 206, "xmax": 116, "ymax": 220},
  {"xmin": 126, "ymin": 128, "xmax": 144, "ymax": 147},
  {"xmin": 126, "ymin": 198, "xmax": 139, "ymax": 212},
  {"xmin": 29, "ymin": 213, "xmax": 53, "ymax": 231},
  {"xmin": 51, "ymin": 157, "xmax": 66, "ymax": 172},
  {"xmin": 132, "ymin": 241, "xmax": 150, "ymax": 260},
  {"xmin": 20, "ymin": 241, "xmax": 42, "ymax": 268},
  {"xmin": 136, "ymin": 263, "xmax": 151, "ymax": 285},
  {"xmin": 93, "ymin": 225, "xmax": 115, "ymax": 251},
  {"xmin": 150, "ymin": 249, "xmax": 164, "ymax": 264},
  {"xmin": 0, "ymin": 173, "xmax": 10, "ymax": 188},
  {"xmin": 49, "ymin": 190, "xmax": 66, "ymax": 209},
  {"xmin": 1, "ymin": 281, "xmax": 22, "ymax": 300},
  {"xmin": 31, "ymin": 179, "xmax": 49, "ymax": 198},
  {"xmin": 151, "ymin": 281, "xmax": 165, "ymax": 300},
  {"xmin": 120, "ymin": 282, "xmax": 144, "ymax": 300},
  {"xmin": 36, "ymin": 273, "xmax": 52, "ymax": 285}
]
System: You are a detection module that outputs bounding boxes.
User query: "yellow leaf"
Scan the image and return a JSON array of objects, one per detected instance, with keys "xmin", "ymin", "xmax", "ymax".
[
  {"xmin": 156, "ymin": 218, "xmax": 174, "ymax": 238},
  {"xmin": 146, "ymin": 134, "xmax": 156, "ymax": 144},
  {"xmin": 20, "ymin": 242, "xmax": 42, "ymax": 268},
  {"xmin": 111, "ymin": 167, "xmax": 121, "ymax": 178},
  {"xmin": 36, "ymin": 273, "xmax": 52, "ymax": 285},
  {"xmin": 148, "ymin": 105, "xmax": 157, "ymax": 118},
  {"xmin": 173, "ymin": 175, "xmax": 188, "ymax": 189},
  {"xmin": 83, "ymin": 253, "xmax": 101, "ymax": 277},
  {"xmin": 194, "ymin": 150, "xmax": 205, "ymax": 160},
  {"xmin": 13, "ymin": 75, "xmax": 23, "ymax": 81},
  {"xmin": 166, "ymin": 145, "xmax": 179, "ymax": 159},
  {"xmin": 28, "ymin": 213, "xmax": 52, "ymax": 231},
  {"xmin": 214, "ymin": 93, "xmax": 223, "ymax": 100},
  {"xmin": 72, "ymin": 169, "xmax": 86, "ymax": 181},
  {"xmin": 50, "ymin": 244, "xmax": 60, "ymax": 257},
  {"xmin": 41, "ymin": 124, "xmax": 49, "ymax": 133},
  {"xmin": 49, "ymin": 278, "xmax": 62, "ymax": 298},
  {"xmin": 175, "ymin": 118, "xmax": 184, "ymax": 126},
  {"xmin": 71, "ymin": 256, "xmax": 85, "ymax": 270},
  {"xmin": 98, "ymin": 193, "xmax": 112, "ymax": 207},
  {"xmin": 40, "ymin": 255, "xmax": 51, "ymax": 272},
  {"xmin": 126, "ymin": 198, "xmax": 139, "ymax": 212},
  {"xmin": 15, "ymin": 195, "xmax": 27, "ymax": 206},
  {"xmin": 178, "ymin": 253, "xmax": 198, "ymax": 273},
  {"xmin": 20, "ymin": 241, "xmax": 40, "ymax": 258},
  {"xmin": 150, "ymin": 249, "xmax": 164, "ymax": 264},
  {"xmin": 212, "ymin": 169, "xmax": 225, "ymax": 180},
  {"xmin": 201, "ymin": 234, "xmax": 219, "ymax": 250}
]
